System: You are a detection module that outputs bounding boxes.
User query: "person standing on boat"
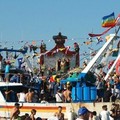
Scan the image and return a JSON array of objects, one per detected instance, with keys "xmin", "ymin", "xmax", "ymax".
[
  {"xmin": 0, "ymin": 54, "xmax": 3, "ymax": 82},
  {"xmin": 17, "ymin": 89, "xmax": 26, "ymax": 103},
  {"xmin": 4, "ymin": 89, "xmax": 13, "ymax": 102},
  {"xmin": 55, "ymin": 89, "xmax": 64, "ymax": 103},
  {"xmin": 4, "ymin": 61, "xmax": 10, "ymax": 82},
  {"xmin": 25, "ymin": 88, "xmax": 34, "ymax": 103},
  {"xmin": 10, "ymin": 73, "xmax": 20, "ymax": 83},
  {"xmin": 96, "ymin": 76, "xmax": 104, "ymax": 102},
  {"xmin": 63, "ymin": 86, "xmax": 72, "ymax": 103},
  {"xmin": 0, "ymin": 73, "xmax": 3, "ymax": 82},
  {"xmin": 103, "ymin": 87, "xmax": 112, "ymax": 102},
  {"xmin": 10, "ymin": 102, "xmax": 23, "ymax": 120}
]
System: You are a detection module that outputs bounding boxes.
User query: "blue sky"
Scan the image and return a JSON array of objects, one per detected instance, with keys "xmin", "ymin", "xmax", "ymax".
[{"xmin": 0, "ymin": 0, "xmax": 120, "ymax": 57}]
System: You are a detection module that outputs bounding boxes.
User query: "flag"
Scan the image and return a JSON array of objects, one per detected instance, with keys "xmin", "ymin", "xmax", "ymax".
[
  {"xmin": 115, "ymin": 14, "xmax": 120, "ymax": 26},
  {"xmin": 88, "ymin": 13, "xmax": 120, "ymax": 37},
  {"xmin": 83, "ymin": 40, "xmax": 92, "ymax": 45},
  {"xmin": 17, "ymin": 58, "xmax": 23, "ymax": 69},
  {"xmin": 88, "ymin": 27, "xmax": 112, "ymax": 37},
  {"xmin": 102, "ymin": 12, "xmax": 116, "ymax": 27},
  {"xmin": 32, "ymin": 40, "xmax": 36, "ymax": 45},
  {"xmin": 116, "ymin": 59, "xmax": 120, "ymax": 75},
  {"xmin": 96, "ymin": 37, "xmax": 103, "ymax": 44}
]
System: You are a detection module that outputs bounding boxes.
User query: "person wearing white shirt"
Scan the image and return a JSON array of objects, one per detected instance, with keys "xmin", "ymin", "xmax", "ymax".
[
  {"xmin": 17, "ymin": 90, "xmax": 26, "ymax": 102},
  {"xmin": 55, "ymin": 89, "xmax": 64, "ymax": 103},
  {"xmin": 99, "ymin": 105, "xmax": 111, "ymax": 120}
]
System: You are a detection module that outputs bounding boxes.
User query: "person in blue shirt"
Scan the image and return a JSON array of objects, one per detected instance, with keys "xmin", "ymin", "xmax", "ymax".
[{"xmin": 10, "ymin": 74, "xmax": 20, "ymax": 83}]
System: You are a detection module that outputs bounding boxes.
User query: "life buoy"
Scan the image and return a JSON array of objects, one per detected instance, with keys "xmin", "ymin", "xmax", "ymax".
[{"xmin": 116, "ymin": 59, "xmax": 120, "ymax": 75}]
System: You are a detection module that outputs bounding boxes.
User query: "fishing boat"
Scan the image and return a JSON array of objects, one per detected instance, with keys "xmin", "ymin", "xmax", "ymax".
[
  {"xmin": 0, "ymin": 82, "xmax": 116, "ymax": 120},
  {"xmin": 0, "ymin": 31, "xmax": 120, "ymax": 119}
]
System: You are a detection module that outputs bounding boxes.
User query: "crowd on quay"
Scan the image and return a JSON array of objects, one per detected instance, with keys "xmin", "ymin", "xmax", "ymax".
[
  {"xmin": 0, "ymin": 103, "xmax": 120, "ymax": 120},
  {"xmin": 76, "ymin": 104, "xmax": 120, "ymax": 120}
]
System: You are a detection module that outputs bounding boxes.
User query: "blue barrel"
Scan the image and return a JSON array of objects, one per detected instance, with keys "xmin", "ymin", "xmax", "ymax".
[
  {"xmin": 83, "ymin": 87, "xmax": 90, "ymax": 101},
  {"xmin": 90, "ymin": 87, "xmax": 97, "ymax": 101},
  {"xmin": 71, "ymin": 87, "xmax": 76, "ymax": 101},
  {"xmin": 76, "ymin": 87, "xmax": 82, "ymax": 101}
]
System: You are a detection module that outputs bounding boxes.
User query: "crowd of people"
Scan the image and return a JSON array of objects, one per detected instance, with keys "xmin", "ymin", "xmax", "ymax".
[
  {"xmin": 0, "ymin": 51, "xmax": 120, "ymax": 103},
  {"xmin": 0, "ymin": 70, "xmax": 120, "ymax": 120},
  {"xmin": 1, "ymin": 69, "xmax": 120, "ymax": 104},
  {"xmin": 0, "ymin": 103, "xmax": 65, "ymax": 120},
  {"xmin": 0, "ymin": 54, "xmax": 120, "ymax": 120},
  {"xmin": 95, "ymin": 71, "xmax": 120, "ymax": 102},
  {"xmin": 0, "ymin": 103, "xmax": 119, "ymax": 120},
  {"xmin": 1, "ymin": 72, "xmax": 73, "ymax": 103},
  {"xmin": 76, "ymin": 104, "xmax": 120, "ymax": 120}
]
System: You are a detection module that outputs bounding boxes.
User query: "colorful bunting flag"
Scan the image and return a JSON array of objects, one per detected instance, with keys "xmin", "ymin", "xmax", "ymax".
[
  {"xmin": 88, "ymin": 12, "xmax": 120, "ymax": 37},
  {"xmin": 102, "ymin": 12, "xmax": 116, "ymax": 27},
  {"xmin": 96, "ymin": 37, "xmax": 103, "ymax": 44},
  {"xmin": 17, "ymin": 57, "xmax": 23, "ymax": 69},
  {"xmin": 83, "ymin": 40, "xmax": 92, "ymax": 45},
  {"xmin": 116, "ymin": 59, "xmax": 120, "ymax": 75}
]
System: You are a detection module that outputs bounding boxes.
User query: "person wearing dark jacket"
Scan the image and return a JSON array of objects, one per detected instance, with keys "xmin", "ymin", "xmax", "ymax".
[{"xmin": 103, "ymin": 87, "xmax": 112, "ymax": 102}]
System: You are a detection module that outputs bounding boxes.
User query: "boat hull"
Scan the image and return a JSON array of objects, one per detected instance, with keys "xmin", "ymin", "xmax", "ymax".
[{"xmin": 0, "ymin": 102, "xmax": 115, "ymax": 119}]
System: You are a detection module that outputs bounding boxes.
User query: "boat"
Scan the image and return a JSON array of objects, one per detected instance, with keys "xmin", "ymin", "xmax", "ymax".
[
  {"xmin": 0, "ymin": 31, "xmax": 120, "ymax": 119},
  {"xmin": 0, "ymin": 82, "xmax": 117, "ymax": 120}
]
